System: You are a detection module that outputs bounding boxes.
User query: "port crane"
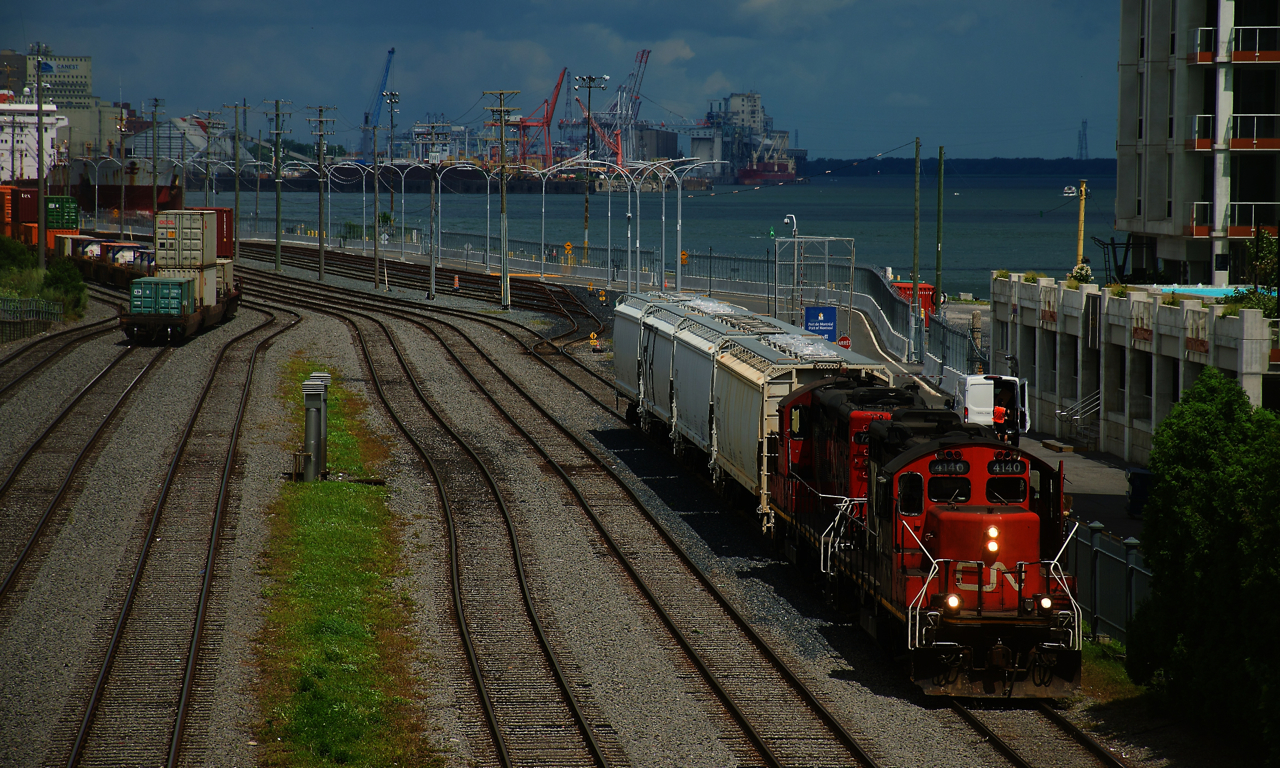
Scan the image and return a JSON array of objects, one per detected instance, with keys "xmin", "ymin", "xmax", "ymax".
[
  {"xmin": 360, "ymin": 48, "xmax": 395, "ymax": 163},
  {"xmin": 516, "ymin": 67, "xmax": 566, "ymax": 168}
]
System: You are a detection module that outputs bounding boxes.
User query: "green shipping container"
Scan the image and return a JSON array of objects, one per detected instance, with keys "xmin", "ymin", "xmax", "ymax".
[
  {"xmin": 154, "ymin": 277, "xmax": 195, "ymax": 315},
  {"xmin": 130, "ymin": 277, "xmax": 158, "ymax": 314},
  {"xmin": 45, "ymin": 196, "xmax": 79, "ymax": 230}
]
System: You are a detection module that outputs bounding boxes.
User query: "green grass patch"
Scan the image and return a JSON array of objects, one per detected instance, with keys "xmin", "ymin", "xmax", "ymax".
[
  {"xmin": 1081, "ymin": 637, "xmax": 1144, "ymax": 704},
  {"xmin": 254, "ymin": 354, "xmax": 441, "ymax": 767}
]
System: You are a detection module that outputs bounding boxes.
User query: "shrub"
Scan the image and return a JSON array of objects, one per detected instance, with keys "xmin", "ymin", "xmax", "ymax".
[
  {"xmin": 1127, "ymin": 368, "xmax": 1280, "ymax": 761},
  {"xmin": 0, "ymin": 235, "xmax": 37, "ymax": 272},
  {"xmin": 1022, "ymin": 270, "xmax": 1045, "ymax": 283},
  {"xmin": 40, "ymin": 258, "xmax": 87, "ymax": 319},
  {"xmin": 1067, "ymin": 263, "xmax": 1093, "ymax": 284},
  {"xmin": 995, "ymin": 269, "xmax": 1011, "ymax": 280},
  {"xmin": 1216, "ymin": 287, "xmax": 1277, "ymax": 319},
  {"xmin": 1109, "ymin": 284, "xmax": 1128, "ymax": 298}
]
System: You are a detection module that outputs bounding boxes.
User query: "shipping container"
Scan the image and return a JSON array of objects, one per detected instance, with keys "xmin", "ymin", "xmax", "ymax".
[
  {"xmin": 131, "ymin": 277, "xmax": 158, "ymax": 314},
  {"xmin": 891, "ymin": 282, "xmax": 936, "ymax": 324},
  {"xmin": 0, "ymin": 186, "xmax": 14, "ymax": 228},
  {"xmin": 155, "ymin": 209, "xmax": 216, "ymax": 268},
  {"xmin": 184, "ymin": 206, "xmax": 233, "ymax": 259},
  {"xmin": 16, "ymin": 189, "xmax": 38, "ymax": 225},
  {"xmin": 215, "ymin": 258, "xmax": 234, "ymax": 297},
  {"xmin": 20, "ymin": 222, "xmax": 37, "ymax": 246},
  {"xmin": 158, "ymin": 264, "xmax": 216, "ymax": 307},
  {"xmin": 45, "ymin": 196, "xmax": 80, "ymax": 229},
  {"xmin": 44, "ymin": 228, "xmax": 78, "ymax": 251},
  {"xmin": 154, "ymin": 277, "xmax": 195, "ymax": 315}
]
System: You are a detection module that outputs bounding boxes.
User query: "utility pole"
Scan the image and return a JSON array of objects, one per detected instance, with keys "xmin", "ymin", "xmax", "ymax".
[
  {"xmin": 484, "ymin": 90, "xmax": 519, "ymax": 309},
  {"xmin": 149, "ymin": 98, "xmax": 164, "ymax": 223},
  {"xmin": 117, "ymin": 106, "xmax": 128, "ymax": 240},
  {"xmin": 223, "ymin": 99, "xmax": 249, "ymax": 261},
  {"xmin": 308, "ymin": 105, "xmax": 335, "ymax": 280},
  {"xmin": 270, "ymin": 100, "xmax": 290, "ymax": 272},
  {"xmin": 255, "ymin": 128, "xmax": 261, "ymax": 232},
  {"xmin": 912, "ymin": 136, "xmax": 920, "ymax": 361},
  {"xmin": 1076, "ymin": 179, "xmax": 1088, "ymax": 266},
  {"xmin": 373, "ymin": 125, "xmax": 380, "ymax": 289},
  {"xmin": 197, "ymin": 109, "xmax": 223, "ymax": 207},
  {"xmin": 382, "ymin": 90, "xmax": 398, "ymax": 235},
  {"xmin": 574, "ymin": 74, "xmax": 609, "ymax": 273},
  {"xmin": 936, "ymin": 145, "xmax": 944, "ymax": 299},
  {"xmin": 36, "ymin": 46, "xmax": 46, "ymax": 267}
]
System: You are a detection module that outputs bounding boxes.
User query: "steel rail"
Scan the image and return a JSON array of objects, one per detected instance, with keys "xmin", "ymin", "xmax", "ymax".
[
  {"xmin": 252, "ymin": 291, "xmax": 608, "ymax": 768},
  {"xmin": 254, "ymin": 277, "xmax": 878, "ymax": 767},
  {"xmin": 0, "ymin": 324, "xmax": 121, "ymax": 398},
  {"xmin": 166, "ymin": 300, "xmax": 301, "ymax": 766},
  {"xmin": 1037, "ymin": 702, "xmax": 1132, "ymax": 768},
  {"xmin": 401, "ymin": 304, "xmax": 879, "ymax": 768},
  {"xmin": 949, "ymin": 701, "xmax": 1035, "ymax": 768},
  {"xmin": 66, "ymin": 307, "xmax": 284, "ymax": 768},
  {"xmin": 0, "ymin": 344, "xmax": 169, "ymax": 601},
  {"xmin": 0, "ymin": 304, "xmax": 121, "ymax": 370}
]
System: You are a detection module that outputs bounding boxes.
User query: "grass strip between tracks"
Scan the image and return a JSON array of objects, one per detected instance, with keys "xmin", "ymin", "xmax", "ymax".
[{"xmin": 254, "ymin": 353, "xmax": 441, "ymax": 767}]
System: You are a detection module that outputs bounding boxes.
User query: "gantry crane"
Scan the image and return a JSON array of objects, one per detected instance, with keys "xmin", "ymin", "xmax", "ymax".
[{"xmin": 516, "ymin": 67, "xmax": 566, "ymax": 168}]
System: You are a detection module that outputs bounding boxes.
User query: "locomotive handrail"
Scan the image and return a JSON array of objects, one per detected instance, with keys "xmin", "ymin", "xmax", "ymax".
[
  {"xmin": 818, "ymin": 495, "xmax": 869, "ymax": 574},
  {"xmin": 904, "ymin": 521, "xmax": 940, "ymax": 650}
]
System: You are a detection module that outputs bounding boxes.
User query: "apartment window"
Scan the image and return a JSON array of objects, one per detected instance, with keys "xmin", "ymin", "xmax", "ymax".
[
  {"xmin": 1168, "ymin": 71, "xmax": 1175, "ymax": 139},
  {"xmin": 1166, "ymin": 154, "xmax": 1174, "ymax": 218},
  {"xmin": 1136, "ymin": 154, "xmax": 1145, "ymax": 216},
  {"xmin": 1138, "ymin": 73, "xmax": 1145, "ymax": 139}
]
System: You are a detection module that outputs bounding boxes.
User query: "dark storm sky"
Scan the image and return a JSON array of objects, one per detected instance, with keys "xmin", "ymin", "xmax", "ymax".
[{"xmin": 2, "ymin": 0, "xmax": 1120, "ymax": 159}]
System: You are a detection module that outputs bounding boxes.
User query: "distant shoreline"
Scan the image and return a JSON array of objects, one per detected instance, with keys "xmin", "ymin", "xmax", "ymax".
[{"xmin": 802, "ymin": 157, "xmax": 1116, "ymax": 178}]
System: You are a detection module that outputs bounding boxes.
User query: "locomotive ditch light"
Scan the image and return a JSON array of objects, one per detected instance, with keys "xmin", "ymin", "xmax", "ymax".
[
  {"xmin": 1034, "ymin": 593, "xmax": 1054, "ymax": 615},
  {"xmin": 944, "ymin": 593, "xmax": 962, "ymax": 614}
]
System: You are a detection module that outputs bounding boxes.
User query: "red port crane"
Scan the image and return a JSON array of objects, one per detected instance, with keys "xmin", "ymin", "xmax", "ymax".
[
  {"xmin": 574, "ymin": 96, "xmax": 623, "ymax": 166},
  {"xmin": 516, "ymin": 67, "xmax": 567, "ymax": 168}
]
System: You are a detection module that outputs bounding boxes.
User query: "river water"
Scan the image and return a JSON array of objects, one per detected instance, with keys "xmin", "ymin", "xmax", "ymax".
[{"xmin": 227, "ymin": 173, "xmax": 1117, "ymax": 300}]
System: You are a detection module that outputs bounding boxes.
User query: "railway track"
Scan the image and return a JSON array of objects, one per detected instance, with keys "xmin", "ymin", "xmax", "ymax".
[
  {"xmin": 246, "ymin": 270, "xmax": 882, "ymax": 768},
  {"xmin": 0, "ymin": 297, "xmax": 124, "ymax": 399},
  {"xmin": 56, "ymin": 302, "xmax": 299, "ymax": 768},
  {"xmin": 949, "ymin": 699, "xmax": 1131, "ymax": 768},
  {"xmin": 0, "ymin": 341, "xmax": 169, "ymax": 605}
]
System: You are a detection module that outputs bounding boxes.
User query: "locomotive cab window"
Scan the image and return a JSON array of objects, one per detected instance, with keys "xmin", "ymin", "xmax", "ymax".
[
  {"xmin": 928, "ymin": 477, "xmax": 971, "ymax": 503},
  {"xmin": 986, "ymin": 477, "xmax": 1027, "ymax": 504},
  {"xmin": 898, "ymin": 473, "xmax": 923, "ymax": 516},
  {"xmin": 789, "ymin": 406, "xmax": 807, "ymax": 438}
]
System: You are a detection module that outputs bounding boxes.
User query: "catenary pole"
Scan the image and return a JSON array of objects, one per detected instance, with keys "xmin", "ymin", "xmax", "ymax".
[
  {"xmin": 912, "ymin": 136, "xmax": 920, "ymax": 360},
  {"xmin": 36, "ymin": 47, "xmax": 45, "ymax": 267},
  {"xmin": 373, "ymin": 126, "xmax": 380, "ymax": 289},
  {"xmin": 484, "ymin": 90, "xmax": 518, "ymax": 309},
  {"xmin": 272, "ymin": 100, "xmax": 285, "ymax": 272},
  {"xmin": 936, "ymin": 145, "xmax": 944, "ymax": 298},
  {"xmin": 308, "ymin": 105, "xmax": 334, "ymax": 281}
]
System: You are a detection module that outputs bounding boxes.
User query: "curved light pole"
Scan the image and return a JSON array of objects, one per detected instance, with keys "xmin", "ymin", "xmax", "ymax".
[
  {"xmin": 330, "ymin": 161, "xmax": 370, "ymax": 248},
  {"xmin": 516, "ymin": 152, "xmax": 587, "ymax": 280},
  {"xmin": 84, "ymin": 155, "xmax": 119, "ymax": 231},
  {"xmin": 631, "ymin": 159, "xmax": 684, "ymax": 290},
  {"xmin": 783, "ymin": 213, "xmax": 799, "ymax": 323},
  {"xmin": 673, "ymin": 160, "xmax": 726, "ymax": 291},
  {"xmin": 584, "ymin": 158, "xmax": 638, "ymax": 292},
  {"xmin": 437, "ymin": 161, "xmax": 484, "ymax": 267}
]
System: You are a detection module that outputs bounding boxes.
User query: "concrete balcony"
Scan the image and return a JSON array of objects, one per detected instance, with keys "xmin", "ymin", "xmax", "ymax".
[
  {"xmin": 1229, "ymin": 114, "xmax": 1280, "ymax": 150},
  {"xmin": 1182, "ymin": 201, "xmax": 1212, "ymax": 238},
  {"xmin": 1228, "ymin": 202, "xmax": 1280, "ymax": 238},
  {"xmin": 1233, "ymin": 26, "xmax": 1280, "ymax": 62},
  {"xmin": 1188, "ymin": 27, "xmax": 1280, "ymax": 63},
  {"xmin": 1186, "ymin": 114, "xmax": 1215, "ymax": 151}
]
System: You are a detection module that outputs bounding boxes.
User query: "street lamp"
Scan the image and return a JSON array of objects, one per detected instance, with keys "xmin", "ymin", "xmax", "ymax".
[
  {"xmin": 573, "ymin": 74, "xmax": 609, "ymax": 266},
  {"xmin": 516, "ymin": 152, "xmax": 587, "ymax": 281},
  {"xmin": 583, "ymin": 158, "xmax": 638, "ymax": 292},
  {"xmin": 783, "ymin": 214, "xmax": 799, "ymax": 323},
  {"xmin": 673, "ymin": 160, "xmax": 726, "ymax": 291}
]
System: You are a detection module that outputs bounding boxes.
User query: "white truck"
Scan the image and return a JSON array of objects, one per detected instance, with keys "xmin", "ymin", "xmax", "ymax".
[{"xmin": 948, "ymin": 374, "xmax": 1028, "ymax": 444}]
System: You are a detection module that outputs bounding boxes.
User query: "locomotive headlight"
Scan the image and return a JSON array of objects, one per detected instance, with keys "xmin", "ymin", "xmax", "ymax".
[
  {"xmin": 944, "ymin": 593, "xmax": 961, "ymax": 612},
  {"xmin": 986, "ymin": 540, "xmax": 999, "ymax": 553},
  {"xmin": 987, "ymin": 525, "xmax": 999, "ymax": 539},
  {"xmin": 1039, "ymin": 595, "xmax": 1054, "ymax": 610}
]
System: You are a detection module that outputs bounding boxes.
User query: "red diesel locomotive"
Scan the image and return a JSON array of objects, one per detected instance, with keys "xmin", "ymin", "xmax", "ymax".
[{"xmin": 768, "ymin": 378, "xmax": 1082, "ymax": 697}]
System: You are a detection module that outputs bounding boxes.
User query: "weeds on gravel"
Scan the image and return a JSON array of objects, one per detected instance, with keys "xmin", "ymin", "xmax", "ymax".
[{"xmin": 254, "ymin": 355, "xmax": 441, "ymax": 767}]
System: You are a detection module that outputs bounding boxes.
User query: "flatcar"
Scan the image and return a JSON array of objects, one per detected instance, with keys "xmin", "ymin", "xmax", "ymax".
[{"xmin": 612, "ymin": 291, "xmax": 1082, "ymax": 698}]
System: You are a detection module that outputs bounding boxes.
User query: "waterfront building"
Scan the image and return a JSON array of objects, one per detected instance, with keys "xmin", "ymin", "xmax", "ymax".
[
  {"xmin": 988, "ymin": 273, "xmax": 1275, "ymax": 464},
  {"xmin": 0, "ymin": 89, "xmax": 67, "ymax": 182},
  {"xmin": 0, "ymin": 44, "xmax": 124, "ymax": 159},
  {"xmin": 1117, "ymin": 0, "xmax": 1280, "ymax": 286}
]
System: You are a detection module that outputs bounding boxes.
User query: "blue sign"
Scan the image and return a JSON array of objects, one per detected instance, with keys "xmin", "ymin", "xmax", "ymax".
[{"xmin": 804, "ymin": 306, "xmax": 837, "ymax": 341}]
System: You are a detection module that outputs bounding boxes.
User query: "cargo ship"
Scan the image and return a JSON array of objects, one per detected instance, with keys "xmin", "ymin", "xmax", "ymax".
[{"xmin": 735, "ymin": 161, "xmax": 796, "ymax": 184}]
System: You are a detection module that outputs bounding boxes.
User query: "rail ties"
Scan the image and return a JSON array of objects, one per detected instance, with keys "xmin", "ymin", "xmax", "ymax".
[
  {"xmin": 62, "ymin": 307, "xmax": 297, "ymax": 768},
  {"xmin": 0, "ymin": 344, "xmax": 169, "ymax": 605},
  {"xmin": 951, "ymin": 700, "xmax": 1132, "ymax": 768}
]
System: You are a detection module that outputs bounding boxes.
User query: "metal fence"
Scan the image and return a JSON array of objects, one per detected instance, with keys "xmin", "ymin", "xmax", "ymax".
[
  {"xmin": 927, "ymin": 311, "xmax": 989, "ymax": 375},
  {"xmin": 1064, "ymin": 520, "xmax": 1150, "ymax": 643},
  {"xmin": 0, "ymin": 297, "xmax": 64, "ymax": 344}
]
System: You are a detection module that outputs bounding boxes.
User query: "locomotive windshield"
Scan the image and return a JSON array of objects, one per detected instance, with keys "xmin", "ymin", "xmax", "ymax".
[
  {"xmin": 928, "ymin": 476, "xmax": 971, "ymax": 503},
  {"xmin": 986, "ymin": 476, "xmax": 1028, "ymax": 504}
]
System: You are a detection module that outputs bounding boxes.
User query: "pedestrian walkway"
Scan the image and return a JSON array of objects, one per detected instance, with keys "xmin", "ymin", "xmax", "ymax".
[{"xmin": 1020, "ymin": 434, "xmax": 1143, "ymax": 540}]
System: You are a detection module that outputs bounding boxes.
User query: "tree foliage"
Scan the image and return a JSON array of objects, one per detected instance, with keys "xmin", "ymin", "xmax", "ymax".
[
  {"xmin": 1246, "ymin": 229, "xmax": 1278, "ymax": 291},
  {"xmin": 0, "ymin": 235, "xmax": 37, "ymax": 271},
  {"xmin": 1127, "ymin": 367, "xmax": 1280, "ymax": 762}
]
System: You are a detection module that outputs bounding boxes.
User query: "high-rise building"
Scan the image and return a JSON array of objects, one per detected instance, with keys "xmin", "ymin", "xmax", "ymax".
[
  {"xmin": 0, "ymin": 44, "xmax": 123, "ymax": 159},
  {"xmin": 1117, "ymin": 0, "xmax": 1279, "ymax": 286}
]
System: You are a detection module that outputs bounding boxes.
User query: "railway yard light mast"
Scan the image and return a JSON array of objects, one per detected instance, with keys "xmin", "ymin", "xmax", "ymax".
[
  {"xmin": 674, "ymin": 160, "xmax": 726, "ymax": 292},
  {"xmin": 783, "ymin": 214, "xmax": 799, "ymax": 322},
  {"xmin": 574, "ymin": 74, "xmax": 609, "ymax": 272}
]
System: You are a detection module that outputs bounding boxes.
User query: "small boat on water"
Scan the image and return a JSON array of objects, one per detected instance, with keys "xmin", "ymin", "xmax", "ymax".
[{"xmin": 1063, "ymin": 185, "xmax": 1078, "ymax": 196}]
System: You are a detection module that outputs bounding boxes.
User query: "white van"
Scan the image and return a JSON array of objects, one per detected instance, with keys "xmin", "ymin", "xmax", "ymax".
[{"xmin": 948, "ymin": 374, "xmax": 1028, "ymax": 444}]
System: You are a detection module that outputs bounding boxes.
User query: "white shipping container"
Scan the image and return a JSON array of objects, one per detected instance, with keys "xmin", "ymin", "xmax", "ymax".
[
  {"xmin": 157, "ymin": 265, "xmax": 217, "ymax": 308},
  {"xmin": 216, "ymin": 258, "xmax": 234, "ymax": 296},
  {"xmin": 155, "ymin": 210, "xmax": 216, "ymax": 268}
]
